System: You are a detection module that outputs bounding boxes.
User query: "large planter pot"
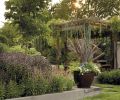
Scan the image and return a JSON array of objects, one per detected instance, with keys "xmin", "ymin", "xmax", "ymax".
[{"xmin": 73, "ymin": 71, "xmax": 94, "ymax": 88}]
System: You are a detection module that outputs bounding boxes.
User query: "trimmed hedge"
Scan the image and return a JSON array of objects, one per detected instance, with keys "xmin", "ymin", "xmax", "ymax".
[{"xmin": 97, "ymin": 70, "xmax": 120, "ymax": 85}]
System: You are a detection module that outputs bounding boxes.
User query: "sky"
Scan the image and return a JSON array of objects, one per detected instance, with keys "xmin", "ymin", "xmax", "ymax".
[
  {"xmin": 0, "ymin": 0, "xmax": 60, "ymax": 27},
  {"xmin": 0, "ymin": 0, "xmax": 6, "ymax": 27}
]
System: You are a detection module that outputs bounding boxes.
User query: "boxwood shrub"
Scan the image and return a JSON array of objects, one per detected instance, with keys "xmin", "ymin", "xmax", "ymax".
[{"xmin": 97, "ymin": 70, "xmax": 120, "ymax": 85}]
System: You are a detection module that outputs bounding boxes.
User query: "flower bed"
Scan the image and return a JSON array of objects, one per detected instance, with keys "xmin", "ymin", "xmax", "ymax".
[{"xmin": 0, "ymin": 53, "xmax": 74, "ymax": 99}]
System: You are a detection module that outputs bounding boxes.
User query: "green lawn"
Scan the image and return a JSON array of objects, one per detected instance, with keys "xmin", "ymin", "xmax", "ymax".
[{"xmin": 83, "ymin": 84, "xmax": 120, "ymax": 100}]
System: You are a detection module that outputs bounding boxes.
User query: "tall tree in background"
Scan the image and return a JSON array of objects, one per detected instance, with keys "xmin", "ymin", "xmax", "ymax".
[
  {"xmin": 5, "ymin": 0, "xmax": 51, "ymax": 38},
  {"xmin": 51, "ymin": 0, "xmax": 79, "ymax": 20},
  {"xmin": 52, "ymin": 0, "xmax": 120, "ymax": 20},
  {"xmin": 84, "ymin": 0, "xmax": 120, "ymax": 18}
]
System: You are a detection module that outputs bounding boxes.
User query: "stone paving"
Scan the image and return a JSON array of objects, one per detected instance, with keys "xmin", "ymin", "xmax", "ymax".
[{"xmin": 6, "ymin": 86, "xmax": 101, "ymax": 100}]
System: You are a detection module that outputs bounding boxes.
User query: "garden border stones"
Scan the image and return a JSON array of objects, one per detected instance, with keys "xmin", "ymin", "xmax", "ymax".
[{"xmin": 6, "ymin": 86, "xmax": 101, "ymax": 100}]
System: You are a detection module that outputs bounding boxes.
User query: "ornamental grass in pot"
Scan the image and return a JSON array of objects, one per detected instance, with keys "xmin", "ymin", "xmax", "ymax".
[
  {"xmin": 69, "ymin": 37, "xmax": 101, "ymax": 88},
  {"xmin": 73, "ymin": 62, "xmax": 101, "ymax": 88}
]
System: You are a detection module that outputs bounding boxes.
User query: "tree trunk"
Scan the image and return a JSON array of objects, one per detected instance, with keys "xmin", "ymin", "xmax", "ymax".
[
  {"xmin": 56, "ymin": 38, "xmax": 61, "ymax": 69},
  {"xmin": 112, "ymin": 32, "xmax": 118, "ymax": 69}
]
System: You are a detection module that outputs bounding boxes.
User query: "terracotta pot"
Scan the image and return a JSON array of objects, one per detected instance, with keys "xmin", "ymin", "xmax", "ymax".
[{"xmin": 73, "ymin": 71, "xmax": 94, "ymax": 88}]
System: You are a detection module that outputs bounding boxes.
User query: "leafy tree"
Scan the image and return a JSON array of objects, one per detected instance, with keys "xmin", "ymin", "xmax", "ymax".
[
  {"xmin": 0, "ymin": 34, "xmax": 8, "ymax": 44},
  {"xmin": 51, "ymin": 0, "xmax": 73, "ymax": 20},
  {"xmin": 86, "ymin": 0, "xmax": 120, "ymax": 18},
  {"xmin": 52, "ymin": 0, "xmax": 120, "ymax": 19},
  {"xmin": 110, "ymin": 16, "xmax": 120, "ymax": 33},
  {"xmin": 0, "ymin": 23, "xmax": 22, "ymax": 46},
  {"xmin": 5, "ymin": 0, "xmax": 51, "ymax": 37}
]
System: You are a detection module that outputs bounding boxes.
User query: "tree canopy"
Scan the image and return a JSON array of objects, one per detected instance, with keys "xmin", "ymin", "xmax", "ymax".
[
  {"xmin": 87, "ymin": 0, "xmax": 120, "ymax": 18},
  {"xmin": 0, "ymin": 23, "xmax": 21, "ymax": 46},
  {"xmin": 5, "ymin": 0, "xmax": 51, "ymax": 37},
  {"xmin": 52, "ymin": 0, "xmax": 120, "ymax": 19}
]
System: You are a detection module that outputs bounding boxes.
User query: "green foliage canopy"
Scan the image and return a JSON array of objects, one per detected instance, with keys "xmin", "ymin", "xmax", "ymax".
[
  {"xmin": 0, "ymin": 23, "xmax": 21, "ymax": 46},
  {"xmin": 5, "ymin": 0, "xmax": 51, "ymax": 37},
  {"xmin": 52, "ymin": 0, "xmax": 120, "ymax": 19}
]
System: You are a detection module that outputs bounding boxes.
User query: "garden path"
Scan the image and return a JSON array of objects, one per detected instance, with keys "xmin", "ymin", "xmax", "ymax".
[{"xmin": 6, "ymin": 86, "xmax": 101, "ymax": 100}]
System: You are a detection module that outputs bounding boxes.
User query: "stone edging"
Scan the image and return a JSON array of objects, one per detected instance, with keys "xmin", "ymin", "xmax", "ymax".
[{"xmin": 6, "ymin": 86, "xmax": 101, "ymax": 100}]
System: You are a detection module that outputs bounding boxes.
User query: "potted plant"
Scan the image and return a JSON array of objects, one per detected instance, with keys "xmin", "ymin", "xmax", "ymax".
[
  {"xmin": 69, "ymin": 37, "xmax": 102, "ymax": 88},
  {"xmin": 73, "ymin": 62, "xmax": 101, "ymax": 88}
]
